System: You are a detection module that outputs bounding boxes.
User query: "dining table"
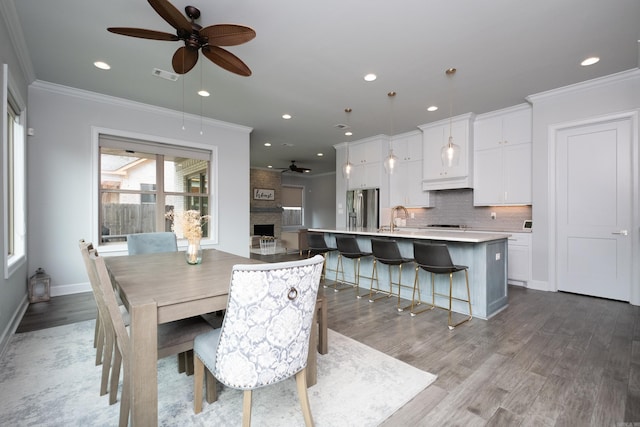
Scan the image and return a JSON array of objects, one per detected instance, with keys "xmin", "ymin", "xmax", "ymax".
[{"xmin": 104, "ymin": 248, "xmax": 324, "ymax": 427}]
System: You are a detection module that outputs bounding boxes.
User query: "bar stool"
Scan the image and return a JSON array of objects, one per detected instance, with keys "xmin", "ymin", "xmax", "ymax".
[
  {"xmin": 333, "ymin": 235, "xmax": 372, "ymax": 293},
  {"xmin": 412, "ymin": 241, "xmax": 472, "ymax": 329},
  {"xmin": 365, "ymin": 238, "xmax": 414, "ymax": 312},
  {"xmin": 306, "ymin": 232, "xmax": 338, "ymax": 283}
]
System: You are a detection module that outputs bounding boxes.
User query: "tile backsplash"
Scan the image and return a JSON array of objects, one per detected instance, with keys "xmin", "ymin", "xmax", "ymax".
[{"xmin": 404, "ymin": 189, "xmax": 532, "ymax": 231}]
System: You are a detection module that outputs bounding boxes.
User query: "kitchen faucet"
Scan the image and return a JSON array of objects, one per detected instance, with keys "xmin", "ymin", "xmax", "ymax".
[{"xmin": 390, "ymin": 205, "xmax": 409, "ymax": 232}]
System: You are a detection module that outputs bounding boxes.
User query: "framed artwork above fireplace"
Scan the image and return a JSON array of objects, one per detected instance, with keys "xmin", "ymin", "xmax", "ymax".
[{"xmin": 253, "ymin": 188, "xmax": 275, "ymax": 200}]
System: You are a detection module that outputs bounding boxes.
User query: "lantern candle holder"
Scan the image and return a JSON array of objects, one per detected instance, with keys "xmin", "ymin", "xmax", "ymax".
[{"xmin": 28, "ymin": 268, "xmax": 51, "ymax": 303}]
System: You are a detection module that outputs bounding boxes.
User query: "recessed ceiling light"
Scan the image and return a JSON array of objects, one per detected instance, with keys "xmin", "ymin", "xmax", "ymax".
[
  {"xmin": 94, "ymin": 61, "xmax": 111, "ymax": 70},
  {"xmin": 427, "ymin": 105, "xmax": 438, "ymax": 112},
  {"xmin": 264, "ymin": 142, "xmax": 271, "ymax": 147},
  {"xmin": 345, "ymin": 131, "xmax": 353, "ymax": 136},
  {"xmin": 364, "ymin": 73, "xmax": 377, "ymax": 82},
  {"xmin": 198, "ymin": 90, "xmax": 210, "ymax": 97},
  {"xmin": 317, "ymin": 153, "xmax": 323, "ymax": 157},
  {"xmin": 581, "ymin": 56, "xmax": 600, "ymax": 66},
  {"xmin": 282, "ymin": 114, "xmax": 292, "ymax": 119}
]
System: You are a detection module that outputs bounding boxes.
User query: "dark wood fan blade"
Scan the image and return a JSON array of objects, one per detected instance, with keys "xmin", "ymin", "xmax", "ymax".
[
  {"xmin": 202, "ymin": 46, "xmax": 252, "ymax": 76},
  {"xmin": 148, "ymin": 0, "xmax": 191, "ymax": 34},
  {"xmin": 107, "ymin": 27, "xmax": 179, "ymax": 41},
  {"xmin": 199, "ymin": 24, "xmax": 256, "ymax": 46},
  {"xmin": 172, "ymin": 46, "xmax": 199, "ymax": 74}
]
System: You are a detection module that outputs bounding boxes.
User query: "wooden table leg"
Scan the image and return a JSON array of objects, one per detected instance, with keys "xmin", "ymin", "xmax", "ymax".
[
  {"xmin": 129, "ymin": 301, "xmax": 159, "ymax": 426},
  {"xmin": 317, "ymin": 296, "xmax": 328, "ymax": 355},
  {"xmin": 306, "ymin": 307, "xmax": 318, "ymax": 387}
]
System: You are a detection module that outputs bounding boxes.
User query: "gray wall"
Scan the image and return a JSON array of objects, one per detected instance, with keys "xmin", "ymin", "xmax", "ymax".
[
  {"xmin": 527, "ymin": 69, "xmax": 640, "ymax": 299},
  {"xmin": 282, "ymin": 172, "xmax": 336, "ymax": 229},
  {"xmin": 0, "ymin": 2, "xmax": 31, "ymax": 350},
  {"xmin": 27, "ymin": 83, "xmax": 252, "ymax": 296}
]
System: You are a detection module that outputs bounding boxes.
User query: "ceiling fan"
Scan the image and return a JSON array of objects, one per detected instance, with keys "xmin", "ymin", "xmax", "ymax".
[
  {"xmin": 107, "ymin": 0, "xmax": 255, "ymax": 76},
  {"xmin": 282, "ymin": 161, "xmax": 311, "ymax": 174}
]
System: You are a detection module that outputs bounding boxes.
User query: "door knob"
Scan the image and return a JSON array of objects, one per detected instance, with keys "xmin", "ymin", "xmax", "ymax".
[{"xmin": 611, "ymin": 230, "xmax": 628, "ymax": 236}]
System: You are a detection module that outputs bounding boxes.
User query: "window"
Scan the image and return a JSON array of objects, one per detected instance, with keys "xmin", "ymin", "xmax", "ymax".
[
  {"xmin": 3, "ymin": 64, "xmax": 26, "ymax": 278},
  {"xmin": 282, "ymin": 186, "xmax": 304, "ymax": 227},
  {"xmin": 99, "ymin": 134, "xmax": 211, "ymax": 244}
]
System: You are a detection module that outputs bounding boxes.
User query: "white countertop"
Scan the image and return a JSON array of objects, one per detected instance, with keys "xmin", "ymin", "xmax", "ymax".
[{"xmin": 309, "ymin": 227, "xmax": 511, "ymax": 243}]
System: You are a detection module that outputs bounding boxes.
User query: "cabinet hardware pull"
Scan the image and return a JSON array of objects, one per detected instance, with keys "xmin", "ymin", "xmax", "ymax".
[{"xmin": 612, "ymin": 230, "xmax": 628, "ymax": 236}]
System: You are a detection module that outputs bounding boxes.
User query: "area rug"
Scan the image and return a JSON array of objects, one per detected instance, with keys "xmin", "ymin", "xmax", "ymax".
[{"xmin": 0, "ymin": 320, "xmax": 436, "ymax": 426}]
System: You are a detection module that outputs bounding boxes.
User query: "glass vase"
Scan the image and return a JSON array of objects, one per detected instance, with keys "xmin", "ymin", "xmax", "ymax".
[{"xmin": 185, "ymin": 238, "xmax": 203, "ymax": 265}]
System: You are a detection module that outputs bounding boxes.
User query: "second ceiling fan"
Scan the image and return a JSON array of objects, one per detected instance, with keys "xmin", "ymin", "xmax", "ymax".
[
  {"xmin": 282, "ymin": 161, "xmax": 311, "ymax": 173},
  {"xmin": 107, "ymin": 0, "xmax": 256, "ymax": 76}
]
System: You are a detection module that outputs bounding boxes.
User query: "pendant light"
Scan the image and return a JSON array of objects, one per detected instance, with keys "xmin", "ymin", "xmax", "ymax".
[
  {"xmin": 441, "ymin": 68, "xmax": 460, "ymax": 167},
  {"xmin": 383, "ymin": 91, "xmax": 398, "ymax": 174},
  {"xmin": 342, "ymin": 108, "xmax": 353, "ymax": 179}
]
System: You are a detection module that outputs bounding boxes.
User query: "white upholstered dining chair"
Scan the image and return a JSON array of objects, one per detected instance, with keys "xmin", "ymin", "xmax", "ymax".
[{"xmin": 192, "ymin": 255, "xmax": 325, "ymax": 427}]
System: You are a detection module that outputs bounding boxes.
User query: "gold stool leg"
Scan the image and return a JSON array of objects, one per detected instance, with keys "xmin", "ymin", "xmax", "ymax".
[
  {"xmin": 447, "ymin": 269, "xmax": 473, "ymax": 330},
  {"xmin": 331, "ymin": 253, "xmax": 356, "ymax": 292},
  {"xmin": 409, "ymin": 266, "xmax": 435, "ymax": 316}
]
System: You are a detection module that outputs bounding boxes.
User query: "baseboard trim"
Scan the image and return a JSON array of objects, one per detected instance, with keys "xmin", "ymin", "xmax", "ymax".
[
  {"xmin": 50, "ymin": 282, "xmax": 91, "ymax": 297},
  {"xmin": 0, "ymin": 294, "xmax": 29, "ymax": 359},
  {"xmin": 527, "ymin": 279, "xmax": 551, "ymax": 292}
]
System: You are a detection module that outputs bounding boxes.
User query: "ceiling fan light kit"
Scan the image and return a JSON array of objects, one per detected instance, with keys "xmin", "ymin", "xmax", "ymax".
[{"xmin": 107, "ymin": 0, "xmax": 255, "ymax": 76}]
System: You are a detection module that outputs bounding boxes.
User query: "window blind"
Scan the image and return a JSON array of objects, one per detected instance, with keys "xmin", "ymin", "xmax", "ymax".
[
  {"xmin": 281, "ymin": 186, "xmax": 303, "ymax": 207},
  {"xmin": 100, "ymin": 134, "xmax": 211, "ymax": 161}
]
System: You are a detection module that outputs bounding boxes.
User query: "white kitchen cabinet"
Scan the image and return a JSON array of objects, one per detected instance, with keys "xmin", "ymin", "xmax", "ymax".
[
  {"xmin": 474, "ymin": 105, "xmax": 532, "ymax": 206},
  {"xmin": 419, "ymin": 113, "xmax": 474, "ymax": 191},
  {"xmin": 349, "ymin": 138, "xmax": 382, "ymax": 164},
  {"xmin": 390, "ymin": 160, "xmax": 433, "ymax": 207},
  {"xmin": 349, "ymin": 162, "xmax": 381, "ymax": 189},
  {"xmin": 474, "ymin": 104, "xmax": 531, "ymax": 150},
  {"xmin": 507, "ymin": 232, "xmax": 531, "ymax": 285},
  {"xmin": 391, "ymin": 132, "xmax": 423, "ymax": 161},
  {"xmin": 346, "ymin": 137, "xmax": 383, "ymax": 190},
  {"xmin": 389, "ymin": 132, "xmax": 433, "ymax": 207}
]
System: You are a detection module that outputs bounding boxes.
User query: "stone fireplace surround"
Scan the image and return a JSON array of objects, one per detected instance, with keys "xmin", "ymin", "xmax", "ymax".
[{"xmin": 249, "ymin": 169, "xmax": 283, "ymax": 245}]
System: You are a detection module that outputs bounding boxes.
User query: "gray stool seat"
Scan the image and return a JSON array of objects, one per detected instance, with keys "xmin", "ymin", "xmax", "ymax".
[
  {"xmin": 412, "ymin": 241, "xmax": 472, "ymax": 329},
  {"xmin": 306, "ymin": 232, "xmax": 338, "ymax": 283},
  {"xmin": 333, "ymin": 235, "xmax": 372, "ymax": 293},
  {"xmin": 365, "ymin": 239, "xmax": 414, "ymax": 311}
]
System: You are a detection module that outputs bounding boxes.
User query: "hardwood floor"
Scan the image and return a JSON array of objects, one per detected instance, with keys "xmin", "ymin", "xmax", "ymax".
[{"xmin": 16, "ymin": 252, "xmax": 640, "ymax": 426}]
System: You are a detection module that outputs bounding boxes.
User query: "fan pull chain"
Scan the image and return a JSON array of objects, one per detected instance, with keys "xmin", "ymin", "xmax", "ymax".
[
  {"xmin": 181, "ymin": 50, "xmax": 186, "ymax": 131},
  {"xmin": 199, "ymin": 61, "xmax": 204, "ymax": 135}
]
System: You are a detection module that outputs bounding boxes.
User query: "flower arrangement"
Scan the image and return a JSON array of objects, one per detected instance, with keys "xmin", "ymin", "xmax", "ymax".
[{"xmin": 165, "ymin": 210, "xmax": 211, "ymax": 241}]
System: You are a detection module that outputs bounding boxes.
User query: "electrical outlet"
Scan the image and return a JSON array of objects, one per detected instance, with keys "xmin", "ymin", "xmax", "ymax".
[
  {"xmin": 491, "ymin": 212, "xmax": 497, "ymax": 220},
  {"xmin": 495, "ymin": 252, "xmax": 501, "ymax": 260},
  {"xmin": 410, "ymin": 212, "xmax": 415, "ymax": 219}
]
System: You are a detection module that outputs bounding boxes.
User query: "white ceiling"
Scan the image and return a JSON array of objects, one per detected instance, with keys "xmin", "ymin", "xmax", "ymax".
[{"xmin": 7, "ymin": 0, "xmax": 640, "ymax": 175}]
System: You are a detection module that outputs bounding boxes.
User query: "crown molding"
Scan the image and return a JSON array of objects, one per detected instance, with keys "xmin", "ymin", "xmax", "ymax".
[
  {"xmin": 0, "ymin": 0, "xmax": 36, "ymax": 83},
  {"xmin": 30, "ymin": 80, "xmax": 253, "ymax": 134},
  {"xmin": 526, "ymin": 68, "xmax": 640, "ymax": 104}
]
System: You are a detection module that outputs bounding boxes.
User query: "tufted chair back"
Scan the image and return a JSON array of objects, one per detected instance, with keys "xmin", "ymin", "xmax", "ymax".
[{"xmin": 216, "ymin": 255, "xmax": 323, "ymax": 388}]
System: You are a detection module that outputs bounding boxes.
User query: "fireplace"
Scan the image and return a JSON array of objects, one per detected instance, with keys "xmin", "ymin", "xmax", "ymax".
[{"xmin": 254, "ymin": 224, "xmax": 275, "ymax": 237}]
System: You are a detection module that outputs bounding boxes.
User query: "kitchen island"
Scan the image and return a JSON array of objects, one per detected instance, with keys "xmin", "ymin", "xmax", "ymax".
[{"xmin": 309, "ymin": 228, "xmax": 510, "ymax": 320}]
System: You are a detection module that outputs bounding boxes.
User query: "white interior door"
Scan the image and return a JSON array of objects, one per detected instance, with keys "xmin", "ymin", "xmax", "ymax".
[{"xmin": 556, "ymin": 118, "xmax": 632, "ymax": 301}]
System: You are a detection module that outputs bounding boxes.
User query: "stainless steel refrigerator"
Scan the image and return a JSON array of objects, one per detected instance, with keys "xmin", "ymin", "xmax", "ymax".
[{"xmin": 346, "ymin": 188, "xmax": 379, "ymax": 229}]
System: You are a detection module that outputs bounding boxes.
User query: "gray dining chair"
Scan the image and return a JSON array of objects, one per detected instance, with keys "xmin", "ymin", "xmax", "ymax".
[
  {"xmin": 79, "ymin": 239, "xmax": 127, "ymax": 400},
  {"xmin": 192, "ymin": 255, "xmax": 325, "ymax": 426},
  {"xmin": 90, "ymin": 248, "xmax": 213, "ymax": 427},
  {"xmin": 125, "ymin": 230, "xmax": 205, "ymax": 373},
  {"xmin": 126, "ymin": 232, "xmax": 178, "ymax": 255}
]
